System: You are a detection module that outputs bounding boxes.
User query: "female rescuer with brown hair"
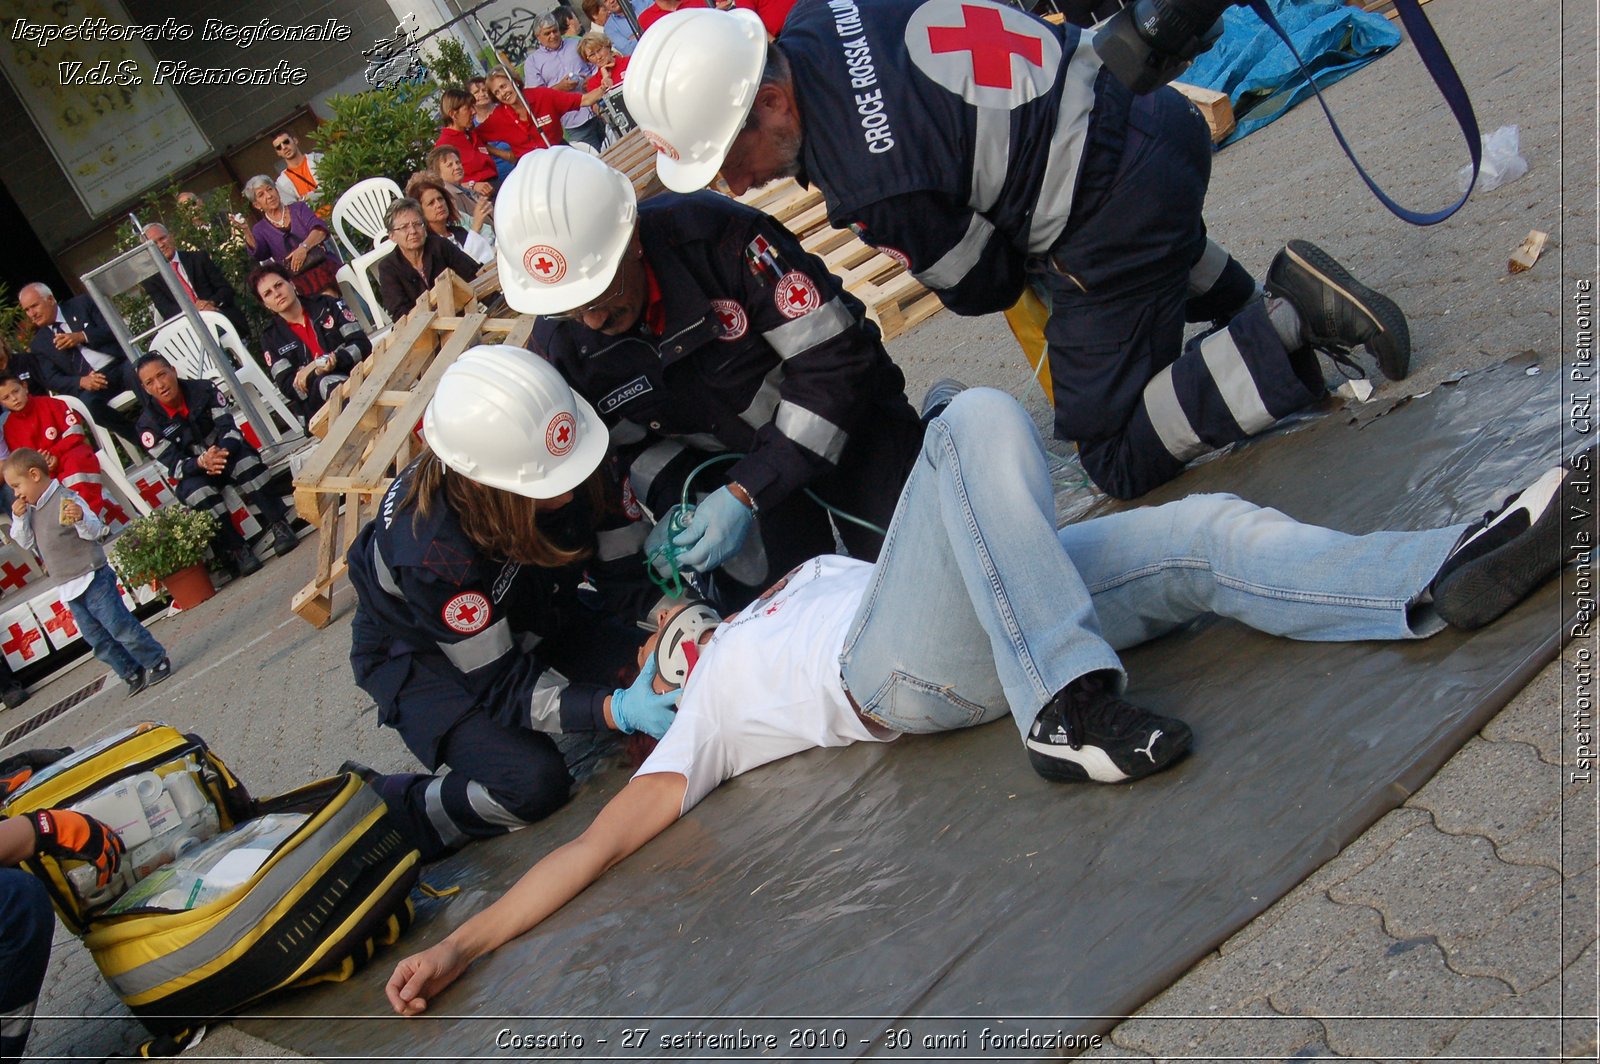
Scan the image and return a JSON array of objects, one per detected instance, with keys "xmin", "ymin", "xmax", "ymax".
[{"xmin": 344, "ymin": 345, "xmax": 678, "ymax": 863}]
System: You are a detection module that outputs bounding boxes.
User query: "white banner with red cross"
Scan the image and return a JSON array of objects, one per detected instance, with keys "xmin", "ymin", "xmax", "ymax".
[
  {"xmin": 125, "ymin": 462, "xmax": 184, "ymax": 512},
  {"xmin": 0, "ymin": 539, "xmax": 44, "ymax": 596},
  {"xmin": 30, "ymin": 589, "xmax": 83, "ymax": 653},
  {"xmin": 0, "ymin": 601, "xmax": 49, "ymax": 671}
]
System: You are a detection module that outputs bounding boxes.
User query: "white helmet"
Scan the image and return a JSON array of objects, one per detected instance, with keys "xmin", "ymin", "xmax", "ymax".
[
  {"xmin": 623, "ymin": 8, "xmax": 768, "ymax": 192},
  {"xmin": 494, "ymin": 147, "xmax": 637, "ymax": 315},
  {"xmin": 422, "ymin": 344, "xmax": 607, "ymax": 499}
]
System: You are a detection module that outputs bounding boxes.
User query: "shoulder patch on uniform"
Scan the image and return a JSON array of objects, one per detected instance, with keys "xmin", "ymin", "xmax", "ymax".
[
  {"xmin": 744, "ymin": 234, "xmax": 790, "ymax": 285},
  {"xmin": 774, "ymin": 272, "xmax": 822, "ymax": 318},
  {"xmin": 904, "ymin": 0, "xmax": 1062, "ymax": 107},
  {"xmin": 43, "ymin": 426, "xmax": 57, "ymax": 441},
  {"xmin": 709, "ymin": 299, "xmax": 748, "ymax": 341},
  {"xmin": 442, "ymin": 591, "xmax": 492, "ymax": 634},
  {"xmin": 491, "ymin": 562, "xmax": 521, "ymax": 603},
  {"xmin": 140, "ymin": 430, "xmax": 156, "ymax": 449}
]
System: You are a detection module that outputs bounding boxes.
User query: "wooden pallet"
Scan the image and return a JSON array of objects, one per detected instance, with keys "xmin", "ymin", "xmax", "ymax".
[
  {"xmin": 289, "ymin": 266, "xmax": 531, "ymax": 627},
  {"xmin": 733, "ymin": 178, "xmax": 940, "ymax": 343},
  {"xmin": 599, "ymin": 128, "xmax": 668, "ymax": 204},
  {"xmin": 1172, "ymin": 81, "xmax": 1236, "ymax": 143}
]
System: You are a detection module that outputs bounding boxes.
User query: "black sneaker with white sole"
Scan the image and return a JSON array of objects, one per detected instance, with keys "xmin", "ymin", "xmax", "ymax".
[
  {"xmin": 124, "ymin": 669, "xmax": 148, "ymax": 697},
  {"xmin": 1265, "ymin": 240, "xmax": 1411, "ymax": 381},
  {"xmin": 1430, "ymin": 444, "xmax": 1594, "ymax": 630},
  {"xmin": 1025, "ymin": 672, "xmax": 1192, "ymax": 784},
  {"xmin": 146, "ymin": 658, "xmax": 172, "ymax": 687}
]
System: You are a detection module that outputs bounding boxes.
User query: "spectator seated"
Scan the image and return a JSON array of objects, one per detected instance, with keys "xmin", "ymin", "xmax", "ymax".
[
  {"xmin": 248, "ymin": 264, "xmax": 373, "ymax": 429},
  {"xmin": 0, "ymin": 376, "xmax": 120, "ymax": 524}
]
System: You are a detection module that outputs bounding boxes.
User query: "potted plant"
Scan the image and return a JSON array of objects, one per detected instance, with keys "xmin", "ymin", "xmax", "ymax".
[{"xmin": 108, "ymin": 504, "xmax": 222, "ymax": 610}]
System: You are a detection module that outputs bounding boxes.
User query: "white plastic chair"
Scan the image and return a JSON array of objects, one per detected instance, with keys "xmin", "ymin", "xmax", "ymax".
[
  {"xmin": 336, "ymin": 238, "xmax": 395, "ymax": 332},
  {"xmin": 149, "ymin": 311, "xmax": 300, "ymax": 438},
  {"xmin": 331, "ymin": 177, "xmax": 402, "ymax": 259},
  {"xmin": 56, "ymin": 394, "xmax": 153, "ymax": 518}
]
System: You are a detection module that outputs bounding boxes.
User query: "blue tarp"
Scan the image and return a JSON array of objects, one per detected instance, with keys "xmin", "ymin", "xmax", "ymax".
[{"xmin": 1185, "ymin": 0, "xmax": 1402, "ymax": 146}]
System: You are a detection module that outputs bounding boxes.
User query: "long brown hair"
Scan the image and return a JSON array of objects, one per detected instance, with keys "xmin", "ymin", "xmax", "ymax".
[{"xmin": 401, "ymin": 449, "xmax": 604, "ymax": 568}]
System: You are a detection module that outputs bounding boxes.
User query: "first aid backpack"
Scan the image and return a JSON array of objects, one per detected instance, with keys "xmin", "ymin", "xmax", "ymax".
[{"xmin": 3, "ymin": 722, "xmax": 421, "ymax": 1043}]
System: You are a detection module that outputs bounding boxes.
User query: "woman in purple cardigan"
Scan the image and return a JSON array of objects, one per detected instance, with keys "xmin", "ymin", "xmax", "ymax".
[{"xmin": 239, "ymin": 174, "xmax": 343, "ymax": 298}]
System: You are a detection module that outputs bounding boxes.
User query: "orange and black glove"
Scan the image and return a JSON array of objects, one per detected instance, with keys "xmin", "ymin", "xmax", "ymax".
[
  {"xmin": 0, "ymin": 747, "xmax": 73, "ymax": 800},
  {"xmin": 30, "ymin": 808, "xmax": 125, "ymax": 888}
]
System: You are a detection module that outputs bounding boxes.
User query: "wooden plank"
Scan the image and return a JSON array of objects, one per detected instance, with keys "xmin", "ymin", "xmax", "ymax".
[
  {"xmin": 1508, "ymin": 230, "xmax": 1548, "ymax": 273},
  {"xmin": 1172, "ymin": 81, "xmax": 1235, "ymax": 142}
]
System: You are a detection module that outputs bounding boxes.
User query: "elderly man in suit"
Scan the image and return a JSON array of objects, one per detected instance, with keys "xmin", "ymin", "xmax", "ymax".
[
  {"xmin": 139, "ymin": 223, "xmax": 252, "ymax": 341},
  {"xmin": 18, "ymin": 283, "xmax": 142, "ymax": 449}
]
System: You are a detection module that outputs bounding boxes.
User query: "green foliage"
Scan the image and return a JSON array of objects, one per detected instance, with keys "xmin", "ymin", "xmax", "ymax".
[
  {"xmin": 0, "ymin": 282, "xmax": 28, "ymax": 365},
  {"xmin": 427, "ymin": 36, "xmax": 479, "ymax": 86},
  {"xmin": 110, "ymin": 181, "xmax": 269, "ymax": 345},
  {"xmin": 108, "ymin": 503, "xmax": 221, "ymax": 585},
  {"xmin": 314, "ymin": 84, "xmax": 442, "ymax": 214}
]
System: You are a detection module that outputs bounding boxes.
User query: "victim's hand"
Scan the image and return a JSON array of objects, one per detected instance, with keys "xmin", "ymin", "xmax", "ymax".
[{"xmin": 386, "ymin": 939, "xmax": 471, "ymax": 1016}]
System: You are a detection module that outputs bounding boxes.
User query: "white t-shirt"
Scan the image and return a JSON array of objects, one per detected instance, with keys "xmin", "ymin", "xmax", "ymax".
[{"xmin": 637, "ymin": 556, "xmax": 896, "ymax": 813}]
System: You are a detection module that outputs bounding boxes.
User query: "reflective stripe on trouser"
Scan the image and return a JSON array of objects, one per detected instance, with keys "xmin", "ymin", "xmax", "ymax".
[
  {"xmin": 379, "ymin": 709, "xmax": 574, "ymax": 863},
  {"xmin": 174, "ymin": 447, "xmax": 288, "ymax": 548}
]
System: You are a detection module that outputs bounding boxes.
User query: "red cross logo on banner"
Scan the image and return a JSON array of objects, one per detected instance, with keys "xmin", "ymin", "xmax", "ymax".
[
  {"xmin": 134, "ymin": 476, "xmax": 167, "ymax": 508},
  {"xmin": 42, "ymin": 601, "xmax": 78, "ymax": 640},
  {"xmin": 709, "ymin": 299, "xmax": 748, "ymax": 341},
  {"xmin": 906, "ymin": 0, "xmax": 1061, "ymax": 107},
  {"xmin": 0, "ymin": 562, "xmax": 32, "ymax": 591},
  {"xmin": 522, "ymin": 245, "xmax": 567, "ymax": 284},
  {"xmin": 104, "ymin": 502, "xmax": 130, "ymax": 527},
  {"xmin": 442, "ymin": 592, "xmax": 492, "ymax": 634},
  {"xmin": 3, "ymin": 622, "xmax": 43, "ymax": 661},
  {"xmin": 774, "ymin": 272, "xmax": 821, "ymax": 319}
]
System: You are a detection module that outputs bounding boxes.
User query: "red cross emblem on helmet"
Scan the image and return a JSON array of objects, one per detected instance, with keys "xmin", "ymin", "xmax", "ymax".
[
  {"xmin": 774, "ymin": 272, "xmax": 821, "ymax": 319},
  {"xmin": 546, "ymin": 410, "xmax": 577, "ymax": 457},
  {"xmin": 442, "ymin": 591, "xmax": 492, "ymax": 634},
  {"xmin": 905, "ymin": 0, "xmax": 1061, "ymax": 107},
  {"xmin": 523, "ymin": 245, "xmax": 567, "ymax": 284},
  {"xmin": 710, "ymin": 299, "xmax": 748, "ymax": 341}
]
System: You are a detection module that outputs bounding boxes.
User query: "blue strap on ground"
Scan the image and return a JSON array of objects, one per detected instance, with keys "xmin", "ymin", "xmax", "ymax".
[{"xmin": 1191, "ymin": 0, "xmax": 1480, "ymax": 225}]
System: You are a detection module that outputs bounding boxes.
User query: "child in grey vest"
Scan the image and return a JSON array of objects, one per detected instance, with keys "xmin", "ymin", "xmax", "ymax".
[{"xmin": 4, "ymin": 450, "xmax": 170, "ymax": 696}]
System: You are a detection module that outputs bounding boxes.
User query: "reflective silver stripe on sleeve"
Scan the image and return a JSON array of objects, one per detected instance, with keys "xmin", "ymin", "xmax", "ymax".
[
  {"xmin": 424, "ymin": 775, "xmax": 471, "ymax": 848},
  {"xmin": 970, "ymin": 104, "xmax": 1011, "ymax": 213},
  {"xmin": 1199, "ymin": 328, "xmax": 1276, "ymax": 435},
  {"xmin": 597, "ymin": 521, "xmax": 649, "ymax": 561},
  {"xmin": 609, "ymin": 419, "xmax": 647, "ymax": 446},
  {"xmin": 914, "ymin": 213, "xmax": 997, "ymax": 291},
  {"xmin": 627, "ymin": 439, "xmax": 686, "ymax": 503},
  {"xmin": 774, "ymin": 400, "xmax": 847, "ymax": 464},
  {"xmin": 1187, "ymin": 237, "xmax": 1231, "ymax": 296},
  {"xmin": 465, "ymin": 779, "xmax": 536, "ymax": 828},
  {"xmin": 738, "ymin": 365, "xmax": 785, "ymax": 430},
  {"xmin": 437, "ymin": 616, "xmax": 513, "ymax": 673},
  {"xmin": 526, "ymin": 667, "xmax": 568, "ymax": 731},
  {"xmin": 1141, "ymin": 364, "xmax": 1208, "ymax": 462},
  {"xmin": 515, "ymin": 630, "xmax": 544, "ymax": 652},
  {"xmin": 1026, "ymin": 38, "xmax": 1103, "ymax": 253},
  {"xmin": 761, "ymin": 297, "xmax": 854, "ymax": 359},
  {"xmin": 372, "ymin": 540, "xmax": 404, "ymax": 600}
]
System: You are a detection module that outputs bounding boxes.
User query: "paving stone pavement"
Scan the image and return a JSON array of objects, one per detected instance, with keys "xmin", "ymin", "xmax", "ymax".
[{"xmin": 6, "ymin": 0, "xmax": 1595, "ymax": 1059}]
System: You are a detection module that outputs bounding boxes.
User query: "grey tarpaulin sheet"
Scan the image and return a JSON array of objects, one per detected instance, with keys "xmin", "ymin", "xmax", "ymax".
[{"xmin": 242, "ymin": 356, "xmax": 1569, "ymax": 1060}]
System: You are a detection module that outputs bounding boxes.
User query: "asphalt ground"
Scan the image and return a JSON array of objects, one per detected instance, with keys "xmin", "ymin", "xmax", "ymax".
[{"xmin": 10, "ymin": 0, "xmax": 1598, "ymax": 1057}]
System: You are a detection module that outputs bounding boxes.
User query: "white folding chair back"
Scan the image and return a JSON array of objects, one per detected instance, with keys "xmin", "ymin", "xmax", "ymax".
[
  {"xmin": 147, "ymin": 314, "xmax": 211, "ymax": 379},
  {"xmin": 337, "ymin": 238, "xmax": 395, "ymax": 332},
  {"xmin": 331, "ymin": 177, "xmax": 402, "ymax": 258},
  {"xmin": 55, "ymin": 394, "xmax": 153, "ymax": 518}
]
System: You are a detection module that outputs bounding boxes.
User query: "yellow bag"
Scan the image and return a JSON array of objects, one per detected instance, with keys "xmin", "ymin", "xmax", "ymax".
[{"xmin": 1002, "ymin": 282, "xmax": 1054, "ymax": 403}]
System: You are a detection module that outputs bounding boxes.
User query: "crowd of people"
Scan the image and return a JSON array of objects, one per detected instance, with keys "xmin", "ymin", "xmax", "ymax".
[{"xmin": 0, "ymin": 1, "xmax": 1585, "ymax": 1053}]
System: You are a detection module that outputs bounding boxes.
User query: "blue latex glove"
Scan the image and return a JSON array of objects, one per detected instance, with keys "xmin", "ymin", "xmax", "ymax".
[
  {"xmin": 671, "ymin": 486, "xmax": 755, "ymax": 574},
  {"xmin": 645, "ymin": 505, "xmax": 685, "ymax": 578},
  {"xmin": 609, "ymin": 658, "xmax": 679, "ymax": 738}
]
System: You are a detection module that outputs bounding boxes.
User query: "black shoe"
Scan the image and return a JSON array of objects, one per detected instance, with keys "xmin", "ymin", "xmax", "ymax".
[
  {"xmin": 124, "ymin": 669, "xmax": 148, "ymax": 697},
  {"xmin": 1265, "ymin": 240, "xmax": 1410, "ymax": 381},
  {"xmin": 232, "ymin": 547, "xmax": 263, "ymax": 577},
  {"xmin": 1025, "ymin": 672, "xmax": 1192, "ymax": 783},
  {"xmin": 1431, "ymin": 445, "xmax": 1593, "ymax": 630},
  {"xmin": 146, "ymin": 658, "xmax": 172, "ymax": 687},
  {"xmin": 270, "ymin": 521, "xmax": 300, "ymax": 557},
  {"xmin": 921, "ymin": 378, "xmax": 968, "ymax": 422}
]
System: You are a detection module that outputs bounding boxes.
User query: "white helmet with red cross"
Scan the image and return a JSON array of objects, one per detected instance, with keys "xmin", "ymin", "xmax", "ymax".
[
  {"xmin": 422, "ymin": 344, "xmax": 606, "ymax": 499},
  {"xmin": 622, "ymin": 7, "xmax": 768, "ymax": 192},
  {"xmin": 495, "ymin": 146, "xmax": 637, "ymax": 315}
]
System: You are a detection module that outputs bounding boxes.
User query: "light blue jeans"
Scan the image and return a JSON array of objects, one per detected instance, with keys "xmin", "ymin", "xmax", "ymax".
[
  {"xmin": 69, "ymin": 565, "xmax": 167, "ymax": 680},
  {"xmin": 838, "ymin": 389, "xmax": 1464, "ymax": 738}
]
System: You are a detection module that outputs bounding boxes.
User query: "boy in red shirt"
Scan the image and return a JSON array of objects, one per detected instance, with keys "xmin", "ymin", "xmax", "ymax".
[{"xmin": 0, "ymin": 374, "xmax": 113, "ymax": 520}]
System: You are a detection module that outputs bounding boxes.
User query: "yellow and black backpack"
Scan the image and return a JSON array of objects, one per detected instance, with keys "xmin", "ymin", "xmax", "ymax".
[{"xmin": 2, "ymin": 722, "xmax": 420, "ymax": 1051}]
